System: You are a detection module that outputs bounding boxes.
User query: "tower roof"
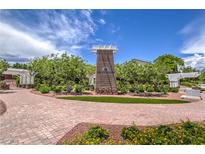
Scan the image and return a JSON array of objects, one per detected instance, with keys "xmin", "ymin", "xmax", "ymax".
[{"xmin": 91, "ymin": 45, "xmax": 118, "ymax": 53}]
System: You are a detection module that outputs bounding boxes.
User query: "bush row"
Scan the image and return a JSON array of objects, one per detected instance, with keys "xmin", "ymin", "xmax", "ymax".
[
  {"xmin": 37, "ymin": 84, "xmax": 84, "ymax": 94},
  {"xmin": 65, "ymin": 121, "xmax": 205, "ymax": 145},
  {"xmin": 118, "ymin": 84, "xmax": 179, "ymax": 94},
  {"xmin": 37, "ymin": 83, "xmax": 179, "ymax": 95}
]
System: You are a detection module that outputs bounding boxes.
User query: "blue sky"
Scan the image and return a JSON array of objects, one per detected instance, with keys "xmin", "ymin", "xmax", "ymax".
[{"xmin": 0, "ymin": 10, "xmax": 205, "ymax": 69}]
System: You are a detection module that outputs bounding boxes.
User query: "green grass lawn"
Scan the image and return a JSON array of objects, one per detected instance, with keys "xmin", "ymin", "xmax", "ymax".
[{"xmin": 58, "ymin": 96, "xmax": 190, "ymax": 104}]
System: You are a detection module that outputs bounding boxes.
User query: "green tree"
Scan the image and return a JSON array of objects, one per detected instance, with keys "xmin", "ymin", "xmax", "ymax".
[
  {"xmin": 12, "ymin": 63, "xmax": 28, "ymax": 69},
  {"xmin": 182, "ymin": 66, "xmax": 196, "ymax": 73},
  {"xmin": 59, "ymin": 54, "xmax": 87, "ymax": 85},
  {"xmin": 0, "ymin": 59, "xmax": 9, "ymax": 79},
  {"xmin": 85, "ymin": 64, "xmax": 96, "ymax": 76},
  {"xmin": 29, "ymin": 53, "xmax": 88, "ymax": 88},
  {"xmin": 199, "ymin": 70, "xmax": 205, "ymax": 83},
  {"xmin": 154, "ymin": 54, "xmax": 184, "ymax": 73},
  {"xmin": 115, "ymin": 59, "xmax": 168, "ymax": 91},
  {"xmin": 29, "ymin": 56, "xmax": 56, "ymax": 86},
  {"xmin": 122, "ymin": 60, "xmax": 142, "ymax": 84}
]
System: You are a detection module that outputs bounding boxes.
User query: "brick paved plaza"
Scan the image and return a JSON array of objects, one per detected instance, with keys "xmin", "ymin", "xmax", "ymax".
[{"xmin": 0, "ymin": 89, "xmax": 205, "ymax": 144}]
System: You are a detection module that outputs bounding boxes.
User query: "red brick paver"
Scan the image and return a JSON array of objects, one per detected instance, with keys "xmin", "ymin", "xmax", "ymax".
[{"xmin": 0, "ymin": 89, "xmax": 205, "ymax": 144}]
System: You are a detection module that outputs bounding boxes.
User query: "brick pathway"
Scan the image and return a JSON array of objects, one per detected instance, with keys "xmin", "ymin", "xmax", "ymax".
[{"xmin": 0, "ymin": 89, "xmax": 205, "ymax": 144}]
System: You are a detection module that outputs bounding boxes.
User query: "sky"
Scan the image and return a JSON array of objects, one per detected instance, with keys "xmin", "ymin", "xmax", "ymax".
[{"xmin": 0, "ymin": 9, "xmax": 205, "ymax": 70}]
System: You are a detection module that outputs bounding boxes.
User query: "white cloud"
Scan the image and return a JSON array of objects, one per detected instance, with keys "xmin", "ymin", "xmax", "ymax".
[
  {"xmin": 99, "ymin": 10, "xmax": 107, "ymax": 15},
  {"xmin": 35, "ymin": 10, "xmax": 96, "ymax": 46},
  {"xmin": 95, "ymin": 38, "xmax": 103, "ymax": 42},
  {"xmin": 0, "ymin": 10, "xmax": 97, "ymax": 62},
  {"xmin": 180, "ymin": 18, "xmax": 205, "ymax": 70},
  {"xmin": 183, "ymin": 53, "xmax": 205, "ymax": 70},
  {"xmin": 70, "ymin": 45, "xmax": 83, "ymax": 50},
  {"xmin": 110, "ymin": 23, "xmax": 120, "ymax": 34},
  {"xmin": 0, "ymin": 22, "xmax": 58, "ymax": 58},
  {"xmin": 99, "ymin": 19, "xmax": 106, "ymax": 25},
  {"xmin": 181, "ymin": 29, "xmax": 205, "ymax": 55}
]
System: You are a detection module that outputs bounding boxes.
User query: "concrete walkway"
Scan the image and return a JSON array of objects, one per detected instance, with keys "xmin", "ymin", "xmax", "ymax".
[{"xmin": 0, "ymin": 89, "xmax": 205, "ymax": 144}]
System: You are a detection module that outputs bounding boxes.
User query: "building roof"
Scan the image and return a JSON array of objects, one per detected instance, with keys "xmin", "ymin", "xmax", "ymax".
[
  {"xmin": 130, "ymin": 59, "xmax": 150, "ymax": 65},
  {"xmin": 167, "ymin": 72, "xmax": 200, "ymax": 81},
  {"xmin": 3, "ymin": 68, "xmax": 31, "ymax": 76},
  {"xmin": 3, "ymin": 68, "xmax": 29, "ymax": 73}
]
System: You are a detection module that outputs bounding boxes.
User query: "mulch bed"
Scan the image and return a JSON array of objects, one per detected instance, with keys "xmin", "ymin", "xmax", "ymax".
[
  {"xmin": 31, "ymin": 89, "xmax": 55, "ymax": 97},
  {"xmin": 0, "ymin": 100, "xmax": 7, "ymax": 115},
  {"xmin": 56, "ymin": 120, "xmax": 205, "ymax": 145},
  {"xmin": 31, "ymin": 89, "xmax": 184, "ymax": 101},
  {"xmin": 31, "ymin": 89, "xmax": 94, "ymax": 98},
  {"xmin": 56, "ymin": 122, "xmax": 146, "ymax": 144}
]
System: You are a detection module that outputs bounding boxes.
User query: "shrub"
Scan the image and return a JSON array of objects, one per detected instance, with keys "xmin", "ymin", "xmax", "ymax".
[
  {"xmin": 66, "ymin": 85, "xmax": 73, "ymax": 93},
  {"xmin": 181, "ymin": 120, "xmax": 204, "ymax": 135},
  {"xmin": 53, "ymin": 86, "xmax": 62, "ymax": 93},
  {"xmin": 119, "ymin": 86, "xmax": 129, "ymax": 94},
  {"xmin": 15, "ymin": 77, "xmax": 20, "ymax": 87},
  {"xmin": 64, "ymin": 121, "xmax": 205, "ymax": 145},
  {"xmin": 156, "ymin": 125, "xmax": 173, "ymax": 136},
  {"xmin": 66, "ymin": 125, "xmax": 109, "ymax": 145},
  {"xmin": 61, "ymin": 86, "xmax": 67, "ymax": 91},
  {"xmin": 35, "ymin": 83, "xmax": 41, "ymax": 91},
  {"xmin": 89, "ymin": 85, "xmax": 94, "ymax": 91},
  {"xmin": 121, "ymin": 121, "xmax": 205, "ymax": 145},
  {"xmin": 135, "ymin": 128, "xmax": 156, "ymax": 145},
  {"xmin": 162, "ymin": 85, "xmax": 169, "ymax": 94},
  {"xmin": 181, "ymin": 82, "xmax": 193, "ymax": 88},
  {"xmin": 50, "ymin": 85, "xmax": 55, "ymax": 91},
  {"xmin": 146, "ymin": 85, "xmax": 154, "ymax": 92},
  {"xmin": 138, "ymin": 84, "xmax": 144, "ymax": 93},
  {"xmin": 155, "ymin": 85, "xmax": 162, "ymax": 92},
  {"xmin": 121, "ymin": 125, "xmax": 140, "ymax": 141},
  {"xmin": 84, "ymin": 125, "xmax": 109, "ymax": 141},
  {"xmin": 176, "ymin": 121, "xmax": 205, "ymax": 144},
  {"xmin": 169, "ymin": 87, "xmax": 179, "ymax": 93},
  {"xmin": 129, "ymin": 86, "xmax": 137, "ymax": 93},
  {"xmin": 39, "ymin": 85, "xmax": 50, "ymax": 93},
  {"xmin": 73, "ymin": 84, "xmax": 84, "ymax": 93},
  {"xmin": 84, "ymin": 86, "xmax": 90, "ymax": 91}
]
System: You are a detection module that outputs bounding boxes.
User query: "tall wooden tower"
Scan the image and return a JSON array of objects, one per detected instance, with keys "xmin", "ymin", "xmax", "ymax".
[{"xmin": 92, "ymin": 45, "xmax": 117, "ymax": 94}]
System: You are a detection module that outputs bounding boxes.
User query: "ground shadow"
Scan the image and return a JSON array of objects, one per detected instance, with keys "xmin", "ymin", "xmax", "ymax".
[
  {"xmin": 0, "ymin": 100, "xmax": 7, "ymax": 115},
  {"xmin": 0, "ymin": 90, "xmax": 17, "ymax": 94}
]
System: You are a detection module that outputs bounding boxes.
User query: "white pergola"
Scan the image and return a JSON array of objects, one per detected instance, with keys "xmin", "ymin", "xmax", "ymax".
[
  {"xmin": 167, "ymin": 72, "xmax": 200, "ymax": 87},
  {"xmin": 88, "ymin": 74, "xmax": 96, "ymax": 86},
  {"xmin": 91, "ymin": 45, "xmax": 118, "ymax": 53},
  {"xmin": 3, "ymin": 68, "xmax": 35, "ymax": 85}
]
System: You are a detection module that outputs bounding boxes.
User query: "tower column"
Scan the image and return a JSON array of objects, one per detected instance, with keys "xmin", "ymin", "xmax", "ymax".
[{"xmin": 92, "ymin": 45, "xmax": 117, "ymax": 94}]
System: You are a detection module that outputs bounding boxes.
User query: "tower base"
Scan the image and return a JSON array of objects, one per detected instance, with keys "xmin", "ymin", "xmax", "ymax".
[{"xmin": 95, "ymin": 88, "xmax": 117, "ymax": 95}]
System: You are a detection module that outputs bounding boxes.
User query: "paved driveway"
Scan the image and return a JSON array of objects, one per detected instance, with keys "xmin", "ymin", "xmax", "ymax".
[{"xmin": 0, "ymin": 89, "xmax": 205, "ymax": 144}]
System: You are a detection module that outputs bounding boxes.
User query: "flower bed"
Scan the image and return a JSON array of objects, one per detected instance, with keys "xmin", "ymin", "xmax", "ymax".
[{"xmin": 58, "ymin": 120, "xmax": 205, "ymax": 145}]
